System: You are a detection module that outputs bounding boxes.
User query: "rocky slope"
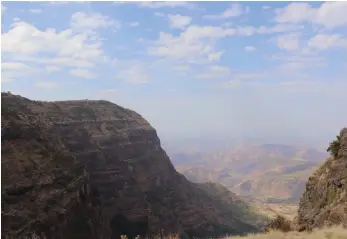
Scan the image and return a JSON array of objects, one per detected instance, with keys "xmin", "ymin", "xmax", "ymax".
[
  {"xmin": 1, "ymin": 92, "xmax": 264, "ymax": 239},
  {"xmin": 292, "ymin": 128, "xmax": 347, "ymax": 231}
]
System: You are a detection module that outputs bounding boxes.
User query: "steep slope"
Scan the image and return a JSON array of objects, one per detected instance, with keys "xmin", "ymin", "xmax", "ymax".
[
  {"xmin": 198, "ymin": 182, "xmax": 269, "ymax": 230},
  {"xmin": 1, "ymin": 92, "xmax": 263, "ymax": 239},
  {"xmin": 293, "ymin": 128, "xmax": 347, "ymax": 231}
]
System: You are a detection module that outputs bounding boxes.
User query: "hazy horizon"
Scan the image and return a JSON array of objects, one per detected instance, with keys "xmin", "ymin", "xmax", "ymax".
[{"xmin": 2, "ymin": 2, "xmax": 346, "ymax": 147}]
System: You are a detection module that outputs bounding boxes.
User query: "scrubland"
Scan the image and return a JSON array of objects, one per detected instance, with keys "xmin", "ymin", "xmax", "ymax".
[{"xmin": 227, "ymin": 226, "xmax": 347, "ymax": 239}]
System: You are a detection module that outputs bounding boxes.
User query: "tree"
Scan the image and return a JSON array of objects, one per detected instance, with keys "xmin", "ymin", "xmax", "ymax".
[{"xmin": 327, "ymin": 135, "xmax": 341, "ymax": 158}]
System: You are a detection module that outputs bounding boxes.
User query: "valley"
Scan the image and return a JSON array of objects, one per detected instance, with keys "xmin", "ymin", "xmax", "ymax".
[
  {"xmin": 2, "ymin": 1, "xmax": 347, "ymax": 238},
  {"xmin": 167, "ymin": 142, "xmax": 328, "ymax": 219}
]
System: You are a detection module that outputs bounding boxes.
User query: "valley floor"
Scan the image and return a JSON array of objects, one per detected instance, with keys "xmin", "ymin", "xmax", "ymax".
[
  {"xmin": 252, "ymin": 203, "xmax": 298, "ymax": 220},
  {"xmin": 227, "ymin": 226, "xmax": 347, "ymax": 239}
]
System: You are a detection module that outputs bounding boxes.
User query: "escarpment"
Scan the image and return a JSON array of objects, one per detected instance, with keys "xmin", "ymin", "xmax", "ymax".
[
  {"xmin": 1, "ymin": 92, "xmax": 263, "ymax": 239},
  {"xmin": 293, "ymin": 128, "xmax": 347, "ymax": 231}
]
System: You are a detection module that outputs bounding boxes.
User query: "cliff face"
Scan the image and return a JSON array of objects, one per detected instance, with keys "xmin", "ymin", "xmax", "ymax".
[
  {"xmin": 293, "ymin": 128, "xmax": 347, "ymax": 231},
  {"xmin": 1, "ymin": 93, "xmax": 263, "ymax": 238}
]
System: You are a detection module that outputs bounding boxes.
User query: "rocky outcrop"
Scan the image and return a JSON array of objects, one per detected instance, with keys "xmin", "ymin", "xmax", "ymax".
[
  {"xmin": 293, "ymin": 128, "xmax": 347, "ymax": 231},
  {"xmin": 1, "ymin": 93, "xmax": 263, "ymax": 239}
]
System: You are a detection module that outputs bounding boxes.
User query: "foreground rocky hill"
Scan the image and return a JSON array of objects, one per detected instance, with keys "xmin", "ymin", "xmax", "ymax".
[
  {"xmin": 292, "ymin": 128, "xmax": 347, "ymax": 231},
  {"xmin": 1, "ymin": 92, "xmax": 266, "ymax": 239}
]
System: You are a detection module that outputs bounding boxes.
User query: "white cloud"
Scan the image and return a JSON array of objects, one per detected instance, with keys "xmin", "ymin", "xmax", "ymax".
[
  {"xmin": 244, "ymin": 46, "xmax": 256, "ymax": 52},
  {"xmin": 29, "ymin": 8, "xmax": 42, "ymax": 14},
  {"xmin": 1, "ymin": 62, "xmax": 40, "ymax": 83},
  {"xmin": 116, "ymin": 64, "xmax": 150, "ymax": 84},
  {"xmin": 307, "ymin": 34, "xmax": 347, "ymax": 51},
  {"xmin": 148, "ymin": 24, "xmax": 282, "ymax": 63},
  {"xmin": 2, "ymin": 77, "xmax": 14, "ymax": 84},
  {"xmin": 154, "ymin": 12, "xmax": 165, "ymax": 17},
  {"xmin": 47, "ymin": 1, "xmax": 69, "ymax": 5},
  {"xmin": 275, "ymin": 2, "xmax": 347, "ymax": 28},
  {"xmin": 36, "ymin": 81, "xmax": 59, "ymax": 89},
  {"xmin": 2, "ymin": 21, "xmax": 104, "ymax": 69},
  {"xmin": 208, "ymin": 51, "xmax": 224, "ymax": 61},
  {"xmin": 262, "ymin": 6, "xmax": 271, "ymax": 10},
  {"xmin": 2, "ymin": 21, "xmax": 103, "ymax": 58},
  {"xmin": 69, "ymin": 69, "xmax": 97, "ymax": 79},
  {"xmin": 149, "ymin": 25, "xmax": 243, "ymax": 63},
  {"xmin": 2, "ymin": 3, "xmax": 7, "ymax": 14},
  {"xmin": 129, "ymin": 22, "xmax": 139, "ymax": 27},
  {"xmin": 2, "ymin": 62, "xmax": 31, "ymax": 70},
  {"xmin": 195, "ymin": 65, "xmax": 231, "ymax": 79},
  {"xmin": 45, "ymin": 66, "xmax": 61, "ymax": 72},
  {"xmin": 271, "ymin": 55, "xmax": 327, "ymax": 70},
  {"xmin": 168, "ymin": 14, "xmax": 192, "ymax": 29},
  {"xmin": 70, "ymin": 12, "xmax": 119, "ymax": 31},
  {"xmin": 275, "ymin": 33, "xmax": 301, "ymax": 51},
  {"xmin": 204, "ymin": 3, "xmax": 249, "ymax": 20},
  {"xmin": 137, "ymin": 1, "xmax": 195, "ymax": 9},
  {"xmin": 256, "ymin": 24, "xmax": 304, "ymax": 34},
  {"xmin": 275, "ymin": 3, "xmax": 313, "ymax": 24},
  {"xmin": 50, "ymin": 57, "xmax": 96, "ymax": 68}
]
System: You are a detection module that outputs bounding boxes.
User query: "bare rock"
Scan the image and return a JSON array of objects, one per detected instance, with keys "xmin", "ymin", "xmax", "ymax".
[
  {"xmin": 293, "ymin": 127, "xmax": 347, "ymax": 231},
  {"xmin": 1, "ymin": 92, "xmax": 263, "ymax": 239}
]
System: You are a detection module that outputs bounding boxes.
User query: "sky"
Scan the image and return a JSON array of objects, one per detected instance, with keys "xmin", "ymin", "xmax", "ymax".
[{"xmin": 1, "ymin": 1, "xmax": 347, "ymax": 147}]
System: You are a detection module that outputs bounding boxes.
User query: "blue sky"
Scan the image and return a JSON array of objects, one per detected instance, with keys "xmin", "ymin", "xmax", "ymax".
[{"xmin": 1, "ymin": 1, "xmax": 347, "ymax": 146}]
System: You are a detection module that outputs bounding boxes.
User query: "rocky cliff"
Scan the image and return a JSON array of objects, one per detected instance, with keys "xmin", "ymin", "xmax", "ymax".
[
  {"xmin": 1, "ymin": 92, "xmax": 264, "ymax": 239},
  {"xmin": 293, "ymin": 128, "xmax": 347, "ymax": 231}
]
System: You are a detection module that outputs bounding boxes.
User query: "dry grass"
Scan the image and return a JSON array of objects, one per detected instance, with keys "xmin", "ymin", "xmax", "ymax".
[
  {"xmin": 119, "ymin": 226, "xmax": 347, "ymax": 239},
  {"xmin": 120, "ymin": 234, "xmax": 180, "ymax": 239},
  {"xmin": 226, "ymin": 226, "xmax": 347, "ymax": 239}
]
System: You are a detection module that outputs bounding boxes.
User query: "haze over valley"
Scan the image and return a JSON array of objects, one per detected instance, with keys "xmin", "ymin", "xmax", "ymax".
[{"xmin": 164, "ymin": 138, "xmax": 329, "ymax": 218}]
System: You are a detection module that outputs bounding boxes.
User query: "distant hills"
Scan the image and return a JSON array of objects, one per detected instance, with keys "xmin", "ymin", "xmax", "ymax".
[{"xmin": 169, "ymin": 142, "xmax": 328, "ymax": 218}]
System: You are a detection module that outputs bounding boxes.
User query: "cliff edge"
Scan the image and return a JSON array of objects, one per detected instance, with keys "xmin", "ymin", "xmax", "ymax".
[
  {"xmin": 293, "ymin": 128, "xmax": 347, "ymax": 231},
  {"xmin": 1, "ymin": 92, "xmax": 264, "ymax": 238}
]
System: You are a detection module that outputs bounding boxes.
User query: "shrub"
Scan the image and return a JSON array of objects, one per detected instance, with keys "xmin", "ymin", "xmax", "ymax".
[
  {"xmin": 264, "ymin": 215, "xmax": 292, "ymax": 233},
  {"xmin": 327, "ymin": 135, "xmax": 341, "ymax": 158}
]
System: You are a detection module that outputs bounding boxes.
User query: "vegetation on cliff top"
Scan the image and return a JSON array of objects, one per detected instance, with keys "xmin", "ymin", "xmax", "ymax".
[{"xmin": 327, "ymin": 135, "xmax": 341, "ymax": 158}]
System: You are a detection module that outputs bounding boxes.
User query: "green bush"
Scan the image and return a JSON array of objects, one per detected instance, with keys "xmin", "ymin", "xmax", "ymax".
[{"xmin": 327, "ymin": 135, "xmax": 341, "ymax": 158}]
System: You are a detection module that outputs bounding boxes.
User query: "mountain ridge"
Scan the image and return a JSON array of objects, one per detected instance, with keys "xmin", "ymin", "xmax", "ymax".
[{"xmin": 1, "ymin": 92, "xmax": 265, "ymax": 238}]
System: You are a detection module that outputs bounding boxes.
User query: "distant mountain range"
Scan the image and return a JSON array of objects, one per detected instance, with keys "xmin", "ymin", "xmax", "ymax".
[{"xmin": 169, "ymin": 143, "xmax": 328, "ymax": 205}]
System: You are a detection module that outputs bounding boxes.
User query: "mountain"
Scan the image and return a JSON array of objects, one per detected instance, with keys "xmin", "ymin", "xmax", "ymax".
[
  {"xmin": 1, "ymin": 92, "xmax": 265, "ymax": 239},
  {"xmin": 171, "ymin": 144, "xmax": 327, "ymax": 203},
  {"xmin": 292, "ymin": 128, "xmax": 347, "ymax": 231}
]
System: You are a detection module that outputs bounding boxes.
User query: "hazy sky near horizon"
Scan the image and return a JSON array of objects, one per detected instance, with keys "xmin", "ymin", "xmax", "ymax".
[{"xmin": 1, "ymin": 1, "xmax": 347, "ymax": 144}]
